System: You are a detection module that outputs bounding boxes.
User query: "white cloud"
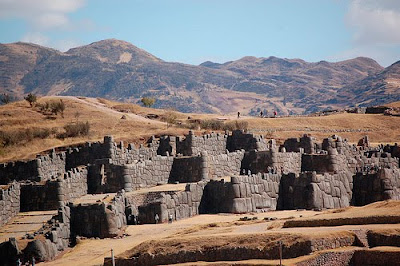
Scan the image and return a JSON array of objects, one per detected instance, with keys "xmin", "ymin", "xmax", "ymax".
[
  {"xmin": 347, "ymin": 0, "xmax": 400, "ymax": 45},
  {"xmin": 0, "ymin": 0, "xmax": 87, "ymax": 30},
  {"xmin": 332, "ymin": 0, "xmax": 400, "ymax": 66},
  {"xmin": 21, "ymin": 31, "xmax": 82, "ymax": 52}
]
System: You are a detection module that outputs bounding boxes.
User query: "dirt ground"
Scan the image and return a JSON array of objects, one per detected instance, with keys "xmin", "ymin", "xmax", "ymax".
[{"xmin": 40, "ymin": 200, "xmax": 400, "ymax": 266}]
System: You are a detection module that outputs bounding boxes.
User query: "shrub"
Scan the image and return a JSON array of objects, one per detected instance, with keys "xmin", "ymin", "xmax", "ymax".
[
  {"xmin": 222, "ymin": 120, "xmax": 249, "ymax": 131},
  {"xmin": 141, "ymin": 97, "xmax": 156, "ymax": 107},
  {"xmin": 0, "ymin": 94, "xmax": 16, "ymax": 105},
  {"xmin": 59, "ymin": 122, "xmax": 90, "ymax": 138},
  {"xmin": 37, "ymin": 100, "xmax": 66, "ymax": 118},
  {"xmin": 0, "ymin": 128, "xmax": 51, "ymax": 147},
  {"xmin": 24, "ymin": 93, "xmax": 37, "ymax": 107},
  {"xmin": 200, "ymin": 119, "xmax": 224, "ymax": 130},
  {"xmin": 163, "ymin": 110, "xmax": 178, "ymax": 128},
  {"xmin": 50, "ymin": 100, "xmax": 65, "ymax": 117}
]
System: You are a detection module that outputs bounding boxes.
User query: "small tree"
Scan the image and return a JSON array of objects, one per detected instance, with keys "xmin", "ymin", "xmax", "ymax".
[
  {"xmin": 0, "ymin": 94, "xmax": 12, "ymax": 104},
  {"xmin": 165, "ymin": 110, "xmax": 177, "ymax": 128},
  {"xmin": 24, "ymin": 93, "xmax": 37, "ymax": 107},
  {"xmin": 50, "ymin": 100, "xmax": 65, "ymax": 118},
  {"xmin": 58, "ymin": 100, "xmax": 65, "ymax": 118},
  {"xmin": 141, "ymin": 97, "xmax": 156, "ymax": 107}
]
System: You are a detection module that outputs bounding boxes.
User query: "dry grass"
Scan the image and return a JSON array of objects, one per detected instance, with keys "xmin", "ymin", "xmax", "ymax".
[
  {"xmin": 1, "ymin": 97, "xmax": 400, "ymax": 162},
  {"xmin": 0, "ymin": 96, "xmax": 191, "ymax": 162}
]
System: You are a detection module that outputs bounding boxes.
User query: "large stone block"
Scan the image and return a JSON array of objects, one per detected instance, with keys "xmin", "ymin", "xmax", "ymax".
[{"xmin": 231, "ymin": 198, "xmax": 248, "ymax": 213}]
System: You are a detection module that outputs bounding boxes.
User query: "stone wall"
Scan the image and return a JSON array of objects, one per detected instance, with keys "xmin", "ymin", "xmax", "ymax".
[
  {"xmin": 383, "ymin": 143, "xmax": 400, "ymax": 162},
  {"xmin": 227, "ymin": 130, "xmax": 268, "ymax": 152},
  {"xmin": 169, "ymin": 156, "xmax": 205, "ymax": 183},
  {"xmin": 0, "ymin": 151, "xmax": 66, "ymax": 184},
  {"xmin": 352, "ymin": 168, "xmax": 400, "ymax": 206},
  {"xmin": 177, "ymin": 131, "xmax": 228, "ymax": 156},
  {"xmin": 0, "ymin": 182, "xmax": 20, "ymax": 227},
  {"xmin": 20, "ymin": 167, "xmax": 87, "ymax": 212},
  {"xmin": 127, "ymin": 182, "xmax": 207, "ymax": 224},
  {"xmin": 165, "ymin": 182, "xmax": 206, "ymax": 221},
  {"xmin": 124, "ymin": 156, "xmax": 174, "ymax": 191},
  {"xmin": 306, "ymin": 171, "xmax": 353, "ymax": 209},
  {"xmin": 88, "ymin": 155, "xmax": 174, "ymax": 193},
  {"xmin": 278, "ymin": 171, "xmax": 353, "ymax": 210},
  {"xmin": 71, "ymin": 191, "xmax": 126, "ymax": 238},
  {"xmin": 229, "ymin": 174, "xmax": 281, "ymax": 213},
  {"xmin": 0, "ymin": 205, "xmax": 72, "ymax": 264},
  {"xmin": 242, "ymin": 150, "xmax": 301, "ymax": 175},
  {"xmin": 207, "ymin": 150, "xmax": 245, "ymax": 178},
  {"xmin": 301, "ymin": 154, "xmax": 336, "ymax": 174},
  {"xmin": 57, "ymin": 167, "xmax": 88, "ymax": 204},
  {"xmin": 283, "ymin": 135, "xmax": 315, "ymax": 154},
  {"xmin": 199, "ymin": 174, "xmax": 282, "ymax": 214},
  {"xmin": 20, "ymin": 182, "xmax": 59, "ymax": 212},
  {"xmin": 66, "ymin": 136, "xmax": 160, "ymax": 169}
]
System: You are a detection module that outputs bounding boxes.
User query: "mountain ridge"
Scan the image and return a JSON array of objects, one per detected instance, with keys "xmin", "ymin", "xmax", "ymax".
[{"xmin": 0, "ymin": 39, "xmax": 398, "ymax": 114}]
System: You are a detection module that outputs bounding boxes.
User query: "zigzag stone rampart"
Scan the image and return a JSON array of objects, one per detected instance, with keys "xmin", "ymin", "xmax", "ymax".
[{"xmin": 0, "ymin": 130, "xmax": 400, "ymax": 263}]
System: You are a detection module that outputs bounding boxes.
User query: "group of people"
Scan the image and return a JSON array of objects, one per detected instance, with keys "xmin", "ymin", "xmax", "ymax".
[
  {"xmin": 237, "ymin": 110, "xmax": 278, "ymax": 119},
  {"xmin": 260, "ymin": 110, "xmax": 277, "ymax": 118},
  {"xmin": 154, "ymin": 213, "xmax": 174, "ymax": 224}
]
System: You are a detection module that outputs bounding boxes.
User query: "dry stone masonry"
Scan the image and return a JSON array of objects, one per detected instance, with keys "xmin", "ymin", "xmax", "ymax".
[{"xmin": 0, "ymin": 130, "xmax": 400, "ymax": 263}]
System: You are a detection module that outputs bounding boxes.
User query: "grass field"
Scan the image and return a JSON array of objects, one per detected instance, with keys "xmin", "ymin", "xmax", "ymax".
[{"xmin": 1, "ymin": 96, "xmax": 399, "ymax": 162}]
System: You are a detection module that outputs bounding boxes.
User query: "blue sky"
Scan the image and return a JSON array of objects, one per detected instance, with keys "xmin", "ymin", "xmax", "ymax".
[{"xmin": 1, "ymin": 0, "xmax": 400, "ymax": 66}]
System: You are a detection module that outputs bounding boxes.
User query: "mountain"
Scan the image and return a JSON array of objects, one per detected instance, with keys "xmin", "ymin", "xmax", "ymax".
[
  {"xmin": 337, "ymin": 60, "xmax": 400, "ymax": 107},
  {"xmin": 0, "ymin": 38, "xmax": 395, "ymax": 114}
]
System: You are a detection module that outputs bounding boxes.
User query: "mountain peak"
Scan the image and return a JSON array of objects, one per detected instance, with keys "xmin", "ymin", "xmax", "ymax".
[{"xmin": 66, "ymin": 39, "xmax": 161, "ymax": 64}]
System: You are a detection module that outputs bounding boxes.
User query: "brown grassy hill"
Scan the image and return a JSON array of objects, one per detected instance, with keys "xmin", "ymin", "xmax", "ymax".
[
  {"xmin": 0, "ymin": 42, "xmax": 59, "ymax": 97},
  {"xmin": 1, "ymin": 97, "xmax": 399, "ymax": 162},
  {"xmin": 0, "ymin": 39, "xmax": 390, "ymax": 115}
]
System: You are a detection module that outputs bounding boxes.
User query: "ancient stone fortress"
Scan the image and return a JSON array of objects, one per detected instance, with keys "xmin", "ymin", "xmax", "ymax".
[{"xmin": 0, "ymin": 130, "xmax": 400, "ymax": 264}]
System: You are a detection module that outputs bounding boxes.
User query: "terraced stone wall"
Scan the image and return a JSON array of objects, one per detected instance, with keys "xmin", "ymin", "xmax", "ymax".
[
  {"xmin": 283, "ymin": 134, "xmax": 316, "ymax": 154},
  {"xmin": 227, "ymin": 130, "xmax": 269, "ymax": 152},
  {"xmin": 208, "ymin": 150, "xmax": 245, "ymax": 178},
  {"xmin": 20, "ymin": 167, "xmax": 88, "ymax": 211},
  {"xmin": 70, "ymin": 191, "xmax": 126, "ymax": 238},
  {"xmin": 242, "ymin": 150, "xmax": 301, "ymax": 175},
  {"xmin": 65, "ymin": 136, "xmax": 160, "ymax": 169},
  {"xmin": 88, "ymin": 155, "xmax": 174, "ymax": 193},
  {"xmin": 0, "ymin": 151, "xmax": 66, "ymax": 184},
  {"xmin": 127, "ymin": 181, "xmax": 207, "ymax": 224},
  {"xmin": 176, "ymin": 131, "xmax": 228, "ymax": 156}
]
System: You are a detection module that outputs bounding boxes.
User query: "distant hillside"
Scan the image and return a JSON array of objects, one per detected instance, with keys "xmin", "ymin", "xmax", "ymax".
[
  {"xmin": 337, "ymin": 60, "xmax": 400, "ymax": 107},
  {"xmin": 1, "ymin": 38, "xmax": 397, "ymax": 114}
]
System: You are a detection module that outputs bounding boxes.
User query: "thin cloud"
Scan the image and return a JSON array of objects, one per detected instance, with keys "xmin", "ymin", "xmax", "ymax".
[
  {"xmin": 21, "ymin": 32, "xmax": 49, "ymax": 46},
  {"xmin": 332, "ymin": 0, "xmax": 400, "ymax": 67},
  {"xmin": 0, "ymin": 0, "xmax": 87, "ymax": 30},
  {"xmin": 347, "ymin": 0, "xmax": 400, "ymax": 45}
]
